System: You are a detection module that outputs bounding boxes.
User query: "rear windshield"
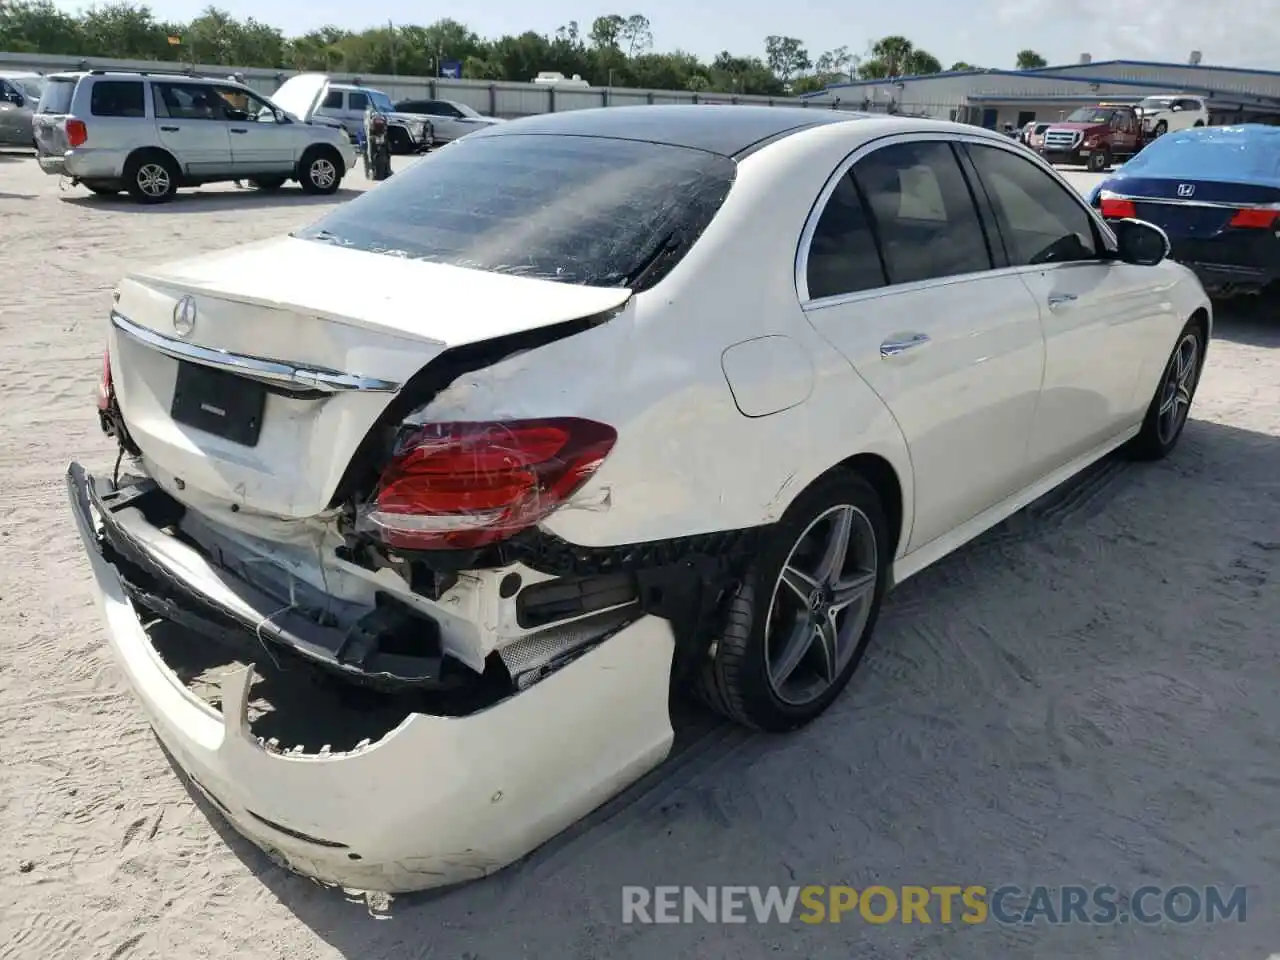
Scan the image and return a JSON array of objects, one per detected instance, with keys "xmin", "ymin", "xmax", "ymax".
[
  {"xmin": 294, "ymin": 133, "xmax": 736, "ymax": 288},
  {"xmin": 1121, "ymin": 127, "xmax": 1280, "ymax": 185},
  {"xmin": 36, "ymin": 77, "xmax": 77, "ymax": 115}
]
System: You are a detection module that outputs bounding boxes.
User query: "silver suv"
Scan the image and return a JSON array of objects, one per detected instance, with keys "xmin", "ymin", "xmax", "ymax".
[{"xmin": 32, "ymin": 69, "xmax": 359, "ymax": 203}]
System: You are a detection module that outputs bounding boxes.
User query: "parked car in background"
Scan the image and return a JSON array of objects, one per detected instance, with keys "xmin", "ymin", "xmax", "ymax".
[
  {"xmin": 392, "ymin": 97, "xmax": 504, "ymax": 143},
  {"xmin": 72, "ymin": 106, "xmax": 1210, "ymax": 894},
  {"xmin": 1090, "ymin": 123, "xmax": 1280, "ymax": 298},
  {"xmin": 32, "ymin": 70, "xmax": 357, "ymax": 202},
  {"xmin": 1027, "ymin": 121, "xmax": 1051, "ymax": 150},
  {"xmin": 1135, "ymin": 95, "xmax": 1209, "ymax": 137},
  {"xmin": 1039, "ymin": 103, "xmax": 1148, "ymax": 171},
  {"xmin": 272, "ymin": 74, "xmax": 432, "ymax": 154},
  {"xmin": 0, "ymin": 71, "xmax": 45, "ymax": 147}
]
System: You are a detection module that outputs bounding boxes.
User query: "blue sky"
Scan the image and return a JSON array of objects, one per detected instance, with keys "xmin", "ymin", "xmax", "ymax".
[{"xmin": 51, "ymin": 0, "xmax": 1280, "ymax": 71}]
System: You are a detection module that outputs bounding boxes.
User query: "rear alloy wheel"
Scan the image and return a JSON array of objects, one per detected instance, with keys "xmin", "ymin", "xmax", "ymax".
[
  {"xmin": 298, "ymin": 147, "xmax": 342, "ymax": 195},
  {"xmin": 1155, "ymin": 120, "xmax": 1168, "ymax": 135},
  {"xmin": 1087, "ymin": 148, "xmax": 1110, "ymax": 172},
  {"xmin": 124, "ymin": 151, "xmax": 179, "ymax": 204},
  {"xmin": 1125, "ymin": 318, "xmax": 1205, "ymax": 461},
  {"xmin": 697, "ymin": 472, "xmax": 889, "ymax": 732}
]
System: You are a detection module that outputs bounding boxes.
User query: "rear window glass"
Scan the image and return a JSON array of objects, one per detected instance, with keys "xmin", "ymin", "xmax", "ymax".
[
  {"xmin": 37, "ymin": 77, "xmax": 77, "ymax": 115},
  {"xmin": 294, "ymin": 133, "xmax": 737, "ymax": 289},
  {"xmin": 1120, "ymin": 127, "xmax": 1280, "ymax": 185},
  {"xmin": 90, "ymin": 80, "xmax": 145, "ymax": 118}
]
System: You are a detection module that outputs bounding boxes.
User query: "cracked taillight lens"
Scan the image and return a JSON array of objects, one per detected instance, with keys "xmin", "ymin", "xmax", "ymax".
[{"xmin": 364, "ymin": 418, "xmax": 617, "ymax": 551}]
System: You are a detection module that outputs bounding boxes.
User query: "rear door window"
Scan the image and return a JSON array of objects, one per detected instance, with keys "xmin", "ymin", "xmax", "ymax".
[
  {"xmin": 294, "ymin": 133, "xmax": 736, "ymax": 290},
  {"xmin": 36, "ymin": 77, "xmax": 77, "ymax": 114},
  {"xmin": 852, "ymin": 140, "xmax": 993, "ymax": 284},
  {"xmin": 805, "ymin": 172, "xmax": 886, "ymax": 299},
  {"xmin": 153, "ymin": 83, "xmax": 226, "ymax": 121},
  {"xmin": 89, "ymin": 80, "xmax": 146, "ymax": 118}
]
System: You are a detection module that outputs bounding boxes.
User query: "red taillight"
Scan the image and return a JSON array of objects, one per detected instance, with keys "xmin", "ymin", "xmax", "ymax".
[
  {"xmin": 96, "ymin": 347, "xmax": 112, "ymax": 411},
  {"xmin": 365, "ymin": 418, "xmax": 618, "ymax": 551},
  {"xmin": 66, "ymin": 118, "xmax": 87, "ymax": 148},
  {"xmin": 1099, "ymin": 197, "xmax": 1137, "ymax": 219},
  {"xmin": 1228, "ymin": 208, "xmax": 1280, "ymax": 229}
]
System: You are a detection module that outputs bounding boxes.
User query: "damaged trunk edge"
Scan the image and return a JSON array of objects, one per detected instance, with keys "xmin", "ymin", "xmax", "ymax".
[{"xmin": 85, "ymin": 305, "xmax": 769, "ymax": 755}]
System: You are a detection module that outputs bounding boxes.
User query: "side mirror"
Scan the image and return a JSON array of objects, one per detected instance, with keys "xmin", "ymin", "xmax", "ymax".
[{"xmin": 1113, "ymin": 218, "xmax": 1170, "ymax": 266}]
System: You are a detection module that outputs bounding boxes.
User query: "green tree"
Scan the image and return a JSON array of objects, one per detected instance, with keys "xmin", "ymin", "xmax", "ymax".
[
  {"xmin": 858, "ymin": 35, "xmax": 943, "ymax": 78},
  {"xmin": 764, "ymin": 34, "xmax": 811, "ymax": 86},
  {"xmin": 1016, "ymin": 49, "xmax": 1047, "ymax": 69}
]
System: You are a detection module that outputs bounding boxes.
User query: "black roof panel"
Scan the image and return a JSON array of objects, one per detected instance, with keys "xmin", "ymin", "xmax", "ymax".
[{"xmin": 468, "ymin": 104, "xmax": 874, "ymax": 156}]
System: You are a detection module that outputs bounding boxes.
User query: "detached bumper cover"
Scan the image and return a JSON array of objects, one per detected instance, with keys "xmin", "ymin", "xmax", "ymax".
[{"xmin": 66, "ymin": 462, "xmax": 676, "ymax": 893}]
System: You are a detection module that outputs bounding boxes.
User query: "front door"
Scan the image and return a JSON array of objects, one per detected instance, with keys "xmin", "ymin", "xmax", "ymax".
[
  {"xmin": 152, "ymin": 82, "xmax": 235, "ymax": 176},
  {"xmin": 800, "ymin": 136, "xmax": 1046, "ymax": 552},
  {"xmin": 961, "ymin": 140, "xmax": 1171, "ymax": 474},
  {"xmin": 213, "ymin": 86, "xmax": 296, "ymax": 175}
]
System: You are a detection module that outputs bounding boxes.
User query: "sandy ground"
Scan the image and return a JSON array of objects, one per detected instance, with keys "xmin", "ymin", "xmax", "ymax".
[{"xmin": 0, "ymin": 150, "xmax": 1278, "ymax": 960}]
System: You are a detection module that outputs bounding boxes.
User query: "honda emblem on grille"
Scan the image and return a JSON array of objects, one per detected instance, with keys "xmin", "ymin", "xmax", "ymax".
[
  {"xmin": 173, "ymin": 295, "xmax": 197, "ymax": 337},
  {"xmin": 1177, "ymin": 183, "xmax": 1196, "ymax": 198}
]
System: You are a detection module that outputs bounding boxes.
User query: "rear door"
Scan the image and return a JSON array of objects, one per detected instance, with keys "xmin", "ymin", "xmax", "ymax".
[
  {"xmin": 152, "ymin": 81, "xmax": 235, "ymax": 175},
  {"xmin": 962, "ymin": 140, "xmax": 1170, "ymax": 472},
  {"xmin": 344, "ymin": 91, "xmax": 369, "ymax": 134},
  {"xmin": 799, "ymin": 134, "xmax": 1047, "ymax": 552}
]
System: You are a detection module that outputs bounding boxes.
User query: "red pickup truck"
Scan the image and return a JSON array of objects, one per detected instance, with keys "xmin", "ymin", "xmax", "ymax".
[{"xmin": 1038, "ymin": 103, "xmax": 1150, "ymax": 172}]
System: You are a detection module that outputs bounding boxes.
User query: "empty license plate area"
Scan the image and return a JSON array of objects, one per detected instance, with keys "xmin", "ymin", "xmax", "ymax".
[{"xmin": 170, "ymin": 360, "xmax": 267, "ymax": 447}]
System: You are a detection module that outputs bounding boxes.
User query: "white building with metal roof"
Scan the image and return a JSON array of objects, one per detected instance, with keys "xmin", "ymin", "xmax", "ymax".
[{"xmin": 801, "ymin": 58, "xmax": 1280, "ymax": 131}]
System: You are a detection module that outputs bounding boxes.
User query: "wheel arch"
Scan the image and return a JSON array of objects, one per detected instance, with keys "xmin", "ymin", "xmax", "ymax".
[
  {"xmin": 300, "ymin": 141, "xmax": 345, "ymax": 176},
  {"xmin": 125, "ymin": 145, "xmax": 180, "ymax": 177}
]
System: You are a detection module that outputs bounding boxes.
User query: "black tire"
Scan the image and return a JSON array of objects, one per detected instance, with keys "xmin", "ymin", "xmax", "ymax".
[
  {"xmin": 251, "ymin": 177, "xmax": 287, "ymax": 191},
  {"xmin": 696, "ymin": 470, "xmax": 890, "ymax": 732},
  {"xmin": 123, "ymin": 150, "xmax": 179, "ymax": 204},
  {"xmin": 1193, "ymin": 120, "xmax": 1205, "ymax": 127},
  {"xmin": 1124, "ymin": 315, "xmax": 1206, "ymax": 461},
  {"xmin": 297, "ymin": 147, "xmax": 343, "ymax": 195},
  {"xmin": 1087, "ymin": 148, "xmax": 1110, "ymax": 172},
  {"xmin": 82, "ymin": 181, "xmax": 120, "ymax": 196},
  {"xmin": 387, "ymin": 126, "xmax": 411, "ymax": 155},
  {"xmin": 1155, "ymin": 120, "xmax": 1168, "ymax": 135}
]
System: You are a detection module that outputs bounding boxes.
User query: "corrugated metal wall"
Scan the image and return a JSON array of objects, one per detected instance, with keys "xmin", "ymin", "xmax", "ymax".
[
  {"xmin": 0, "ymin": 50, "xmax": 866, "ymax": 117},
  {"xmin": 1036, "ymin": 62, "xmax": 1280, "ymax": 99}
]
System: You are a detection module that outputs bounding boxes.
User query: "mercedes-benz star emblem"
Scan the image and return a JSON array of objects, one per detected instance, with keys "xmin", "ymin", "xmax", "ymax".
[{"xmin": 172, "ymin": 295, "xmax": 197, "ymax": 337}]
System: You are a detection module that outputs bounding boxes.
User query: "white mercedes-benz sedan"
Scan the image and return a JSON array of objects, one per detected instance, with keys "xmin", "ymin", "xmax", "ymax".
[{"xmin": 68, "ymin": 105, "xmax": 1211, "ymax": 893}]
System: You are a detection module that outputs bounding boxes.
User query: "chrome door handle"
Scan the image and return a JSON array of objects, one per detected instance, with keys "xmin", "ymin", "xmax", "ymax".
[
  {"xmin": 880, "ymin": 333, "xmax": 931, "ymax": 358},
  {"xmin": 1047, "ymin": 293, "xmax": 1078, "ymax": 307}
]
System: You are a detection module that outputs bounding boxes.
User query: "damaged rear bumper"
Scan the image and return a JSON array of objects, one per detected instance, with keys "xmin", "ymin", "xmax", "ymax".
[{"xmin": 66, "ymin": 461, "xmax": 676, "ymax": 893}]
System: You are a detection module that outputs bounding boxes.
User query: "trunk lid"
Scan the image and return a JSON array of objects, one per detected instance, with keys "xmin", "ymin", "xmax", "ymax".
[
  {"xmin": 31, "ymin": 74, "xmax": 78, "ymax": 155},
  {"xmin": 109, "ymin": 235, "xmax": 632, "ymax": 519},
  {"xmin": 1103, "ymin": 176, "xmax": 1280, "ymax": 240}
]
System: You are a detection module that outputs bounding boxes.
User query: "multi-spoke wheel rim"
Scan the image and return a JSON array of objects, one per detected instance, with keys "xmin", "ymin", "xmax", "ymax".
[
  {"xmin": 310, "ymin": 158, "xmax": 337, "ymax": 188},
  {"xmin": 765, "ymin": 504, "xmax": 878, "ymax": 706},
  {"xmin": 1156, "ymin": 332, "xmax": 1200, "ymax": 445},
  {"xmin": 137, "ymin": 163, "xmax": 170, "ymax": 197}
]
